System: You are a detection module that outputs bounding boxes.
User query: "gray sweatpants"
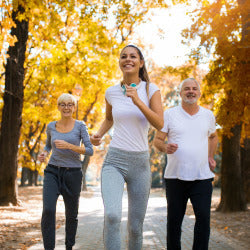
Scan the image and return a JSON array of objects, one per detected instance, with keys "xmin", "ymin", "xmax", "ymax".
[{"xmin": 101, "ymin": 147, "xmax": 151, "ymax": 250}]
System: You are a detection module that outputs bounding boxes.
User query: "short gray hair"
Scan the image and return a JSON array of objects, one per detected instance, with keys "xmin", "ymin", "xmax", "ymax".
[
  {"xmin": 179, "ymin": 78, "xmax": 200, "ymax": 92},
  {"xmin": 57, "ymin": 93, "xmax": 77, "ymax": 106}
]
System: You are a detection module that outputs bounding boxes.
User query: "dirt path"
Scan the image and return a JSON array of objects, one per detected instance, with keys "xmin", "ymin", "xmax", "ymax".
[{"xmin": 0, "ymin": 186, "xmax": 249, "ymax": 249}]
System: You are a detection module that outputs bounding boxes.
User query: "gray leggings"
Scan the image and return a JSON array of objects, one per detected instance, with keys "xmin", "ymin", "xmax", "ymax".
[{"xmin": 101, "ymin": 147, "xmax": 151, "ymax": 250}]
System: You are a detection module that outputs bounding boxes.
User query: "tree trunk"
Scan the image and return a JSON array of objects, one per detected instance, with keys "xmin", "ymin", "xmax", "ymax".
[
  {"xmin": 27, "ymin": 169, "xmax": 33, "ymax": 186},
  {"xmin": 81, "ymin": 155, "xmax": 90, "ymax": 191},
  {"xmin": 0, "ymin": 5, "xmax": 28, "ymax": 206},
  {"xmin": 238, "ymin": 0, "xmax": 250, "ymax": 203},
  {"xmin": 34, "ymin": 170, "xmax": 38, "ymax": 186},
  {"xmin": 20, "ymin": 167, "xmax": 29, "ymax": 186},
  {"xmin": 217, "ymin": 125, "xmax": 246, "ymax": 212},
  {"xmin": 237, "ymin": 0, "xmax": 250, "ymax": 46},
  {"xmin": 241, "ymin": 138, "xmax": 250, "ymax": 202}
]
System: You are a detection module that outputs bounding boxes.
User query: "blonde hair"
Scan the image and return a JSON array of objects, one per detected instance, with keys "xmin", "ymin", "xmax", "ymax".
[{"xmin": 57, "ymin": 93, "xmax": 77, "ymax": 106}]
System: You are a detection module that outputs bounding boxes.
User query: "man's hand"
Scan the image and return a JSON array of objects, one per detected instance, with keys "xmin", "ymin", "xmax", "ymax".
[
  {"xmin": 90, "ymin": 134, "xmax": 102, "ymax": 146},
  {"xmin": 208, "ymin": 156, "xmax": 216, "ymax": 171},
  {"xmin": 166, "ymin": 143, "xmax": 178, "ymax": 154}
]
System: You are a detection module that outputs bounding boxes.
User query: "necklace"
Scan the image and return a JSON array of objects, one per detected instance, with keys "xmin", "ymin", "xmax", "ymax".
[{"xmin": 120, "ymin": 82, "xmax": 141, "ymax": 95}]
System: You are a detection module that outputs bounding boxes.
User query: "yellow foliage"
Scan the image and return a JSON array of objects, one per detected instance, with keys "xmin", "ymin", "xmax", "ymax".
[
  {"xmin": 1, "ymin": 0, "xmax": 168, "ymax": 174},
  {"xmin": 178, "ymin": 0, "xmax": 249, "ymax": 139}
]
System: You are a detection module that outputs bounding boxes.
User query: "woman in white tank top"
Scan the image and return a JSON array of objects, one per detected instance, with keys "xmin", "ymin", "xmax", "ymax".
[{"xmin": 90, "ymin": 45, "xmax": 164, "ymax": 250}]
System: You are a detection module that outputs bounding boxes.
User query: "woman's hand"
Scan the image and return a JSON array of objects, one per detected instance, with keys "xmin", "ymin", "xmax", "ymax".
[
  {"xmin": 54, "ymin": 139, "xmax": 89, "ymax": 155},
  {"xmin": 38, "ymin": 151, "xmax": 48, "ymax": 162},
  {"xmin": 54, "ymin": 139, "xmax": 70, "ymax": 149},
  {"xmin": 90, "ymin": 134, "xmax": 102, "ymax": 146},
  {"xmin": 125, "ymin": 84, "xmax": 140, "ymax": 105}
]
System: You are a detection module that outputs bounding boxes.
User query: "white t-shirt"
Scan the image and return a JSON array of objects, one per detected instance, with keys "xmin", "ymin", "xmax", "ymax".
[
  {"xmin": 162, "ymin": 105, "xmax": 216, "ymax": 180},
  {"xmin": 105, "ymin": 81, "xmax": 159, "ymax": 151}
]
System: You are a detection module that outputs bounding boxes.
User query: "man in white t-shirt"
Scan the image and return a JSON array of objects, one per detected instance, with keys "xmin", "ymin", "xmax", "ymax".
[{"xmin": 154, "ymin": 78, "xmax": 218, "ymax": 250}]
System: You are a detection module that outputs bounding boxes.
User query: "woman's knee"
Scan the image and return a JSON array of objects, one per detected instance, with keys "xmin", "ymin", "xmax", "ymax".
[
  {"xmin": 128, "ymin": 221, "xmax": 142, "ymax": 237},
  {"xmin": 105, "ymin": 210, "xmax": 121, "ymax": 226}
]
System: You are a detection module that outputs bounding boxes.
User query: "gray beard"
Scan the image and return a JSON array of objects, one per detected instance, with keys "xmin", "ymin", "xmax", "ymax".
[{"xmin": 182, "ymin": 97, "xmax": 198, "ymax": 104}]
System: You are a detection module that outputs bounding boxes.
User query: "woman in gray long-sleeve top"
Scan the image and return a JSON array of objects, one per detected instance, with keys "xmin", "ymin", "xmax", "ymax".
[{"xmin": 38, "ymin": 93, "xmax": 93, "ymax": 250}]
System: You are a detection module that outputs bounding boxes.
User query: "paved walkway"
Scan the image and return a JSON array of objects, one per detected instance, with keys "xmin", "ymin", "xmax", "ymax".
[{"xmin": 29, "ymin": 186, "xmax": 246, "ymax": 250}]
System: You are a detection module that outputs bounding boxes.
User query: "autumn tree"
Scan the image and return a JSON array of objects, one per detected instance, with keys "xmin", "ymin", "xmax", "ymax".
[
  {"xmin": 177, "ymin": 0, "xmax": 249, "ymax": 211},
  {"xmin": 0, "ymin": 0, "xmax": 168, "ymax": 201},
  {"xmin": 0, "ymin": 2, "xmax": 28, "ymax": 205}
]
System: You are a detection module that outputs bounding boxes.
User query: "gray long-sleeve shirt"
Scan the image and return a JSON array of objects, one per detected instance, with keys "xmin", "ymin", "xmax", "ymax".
[{"xmin": 44, "ymin": 120, "xmax": 93, "ymax": 168}]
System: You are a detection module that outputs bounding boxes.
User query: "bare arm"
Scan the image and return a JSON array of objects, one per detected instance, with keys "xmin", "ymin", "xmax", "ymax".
[
  {"xmin": 208, "ymin": 131, "xmax": 218, "ymax": 157},
  {"xmin": 90, "ymin": 99, "xmax": 113, "ymax": 146},
  {"xmin": 153, "ymin": 130, "xmax": 178, "ymax": 154},
  {"xmin": 208, "ymin": 131, "xmax": 218, "ymax": 171},
  {"xmin": 126, "ymin": 86, "xmax": 164, "ymax": 130}
]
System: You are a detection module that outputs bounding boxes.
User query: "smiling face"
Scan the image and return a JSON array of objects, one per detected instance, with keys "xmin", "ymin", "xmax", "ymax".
[
  {"xmin": 57, "ymin": 93, "xmax": 77, "ymax": 118},
  {"xmin": 58, "ymin": 101, "xmax": 76, "ymax": 118},
  {"xmin": 119, "ymin": 46, "xmax": 144, "ymax": 76},
  {"xmin": 180, "ymin": 79, "xmax": 201, "ymax": 104}
]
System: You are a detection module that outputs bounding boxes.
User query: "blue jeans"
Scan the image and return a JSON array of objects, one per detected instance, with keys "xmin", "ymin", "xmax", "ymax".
[
  {"xmin": 41, "ymin": 164, "xmax": 82, "ymax": 250},
  {"xmin": 165, "ymin": 178, "xmax": 213, "ymax": 250}
]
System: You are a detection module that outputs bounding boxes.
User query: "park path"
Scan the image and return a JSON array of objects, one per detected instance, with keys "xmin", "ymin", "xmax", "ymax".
[{"xmin": 29, "ymin": 186, "xmax": 246, "ymax": 250}]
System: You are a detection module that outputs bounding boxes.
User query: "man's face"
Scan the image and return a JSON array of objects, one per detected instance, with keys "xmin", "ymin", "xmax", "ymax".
[{"xmin": 180, "ymin": 80, "xmax": 201, "ymax": 104}]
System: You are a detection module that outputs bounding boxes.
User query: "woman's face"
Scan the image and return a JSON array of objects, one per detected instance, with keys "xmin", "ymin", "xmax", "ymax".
[
  {"xmin": 119, "ymin": 46, "xmax": 144, "ymax": 76},
  {"xmin": 58, "ymin": 101, "xmax": 76, "ymax": 118}
]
